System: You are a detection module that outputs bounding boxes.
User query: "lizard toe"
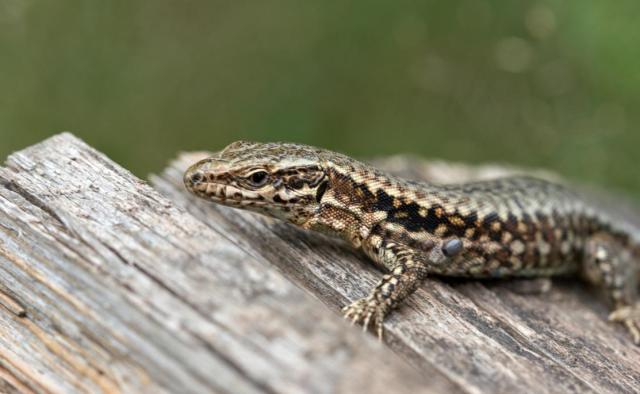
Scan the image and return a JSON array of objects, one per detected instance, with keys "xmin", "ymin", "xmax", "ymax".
[
  {"xmin": 608, "ymin": 303, "xmax": 640, "ymax": 345},
  {"xmin": 342, "ymin": 296, "xmax": 389, "ymax": 338}
]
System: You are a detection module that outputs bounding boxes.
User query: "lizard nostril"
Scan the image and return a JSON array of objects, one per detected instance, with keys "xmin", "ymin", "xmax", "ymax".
[{"xmin": 190, "ymin": 172, "xmax": 204, "ymax": 185}]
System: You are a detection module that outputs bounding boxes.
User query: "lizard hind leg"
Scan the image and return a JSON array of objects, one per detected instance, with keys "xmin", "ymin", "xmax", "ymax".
[{"xmin": 582, "ymin": 233, "xmax": 640, "ymax": 344}]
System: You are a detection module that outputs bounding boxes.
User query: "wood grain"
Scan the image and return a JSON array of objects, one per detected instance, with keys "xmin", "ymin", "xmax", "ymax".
[
  {"xmin": 0, "ymin": 133, "xmax": 448, "ymax": 394},
  {"xmin": 151, "ymin": 151, "xmax": 640, "ymax": 394},
  {"xmin": 1, "ymin": 133, "xmax": 638, "ymax": 393}
]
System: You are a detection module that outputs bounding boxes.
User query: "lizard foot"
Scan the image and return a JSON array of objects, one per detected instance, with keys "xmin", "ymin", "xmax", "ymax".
[
  {"xmin": 609, "ymin": 303, "xmax": 640, "ymax": 345},
  {"xmin": 342, "ymin": 296, "xmax": 390, "ymax": 340}
]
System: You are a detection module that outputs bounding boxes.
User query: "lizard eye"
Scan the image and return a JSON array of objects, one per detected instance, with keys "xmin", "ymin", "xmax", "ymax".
[{"xmin": 247, "ymin": 171, "xmax": 269, "ymax": 187}]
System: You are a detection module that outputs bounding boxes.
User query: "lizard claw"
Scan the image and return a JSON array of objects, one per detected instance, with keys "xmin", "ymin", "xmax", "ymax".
[
  {"xmin": 362, "ymin": 309, "xmax": 374, "ymax": 332},
  {"xmin": 342, "ymin": 296, "xmax": 389, "ymax": 340},
  {"xmin": 609, "ymin": 303, "xmax": 640, "ymax": 345}
]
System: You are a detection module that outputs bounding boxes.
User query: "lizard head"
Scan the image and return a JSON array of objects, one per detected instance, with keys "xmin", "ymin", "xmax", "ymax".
[{"xmin": 184, "ymin": 140, "xmax": 328, "ymax": 225}]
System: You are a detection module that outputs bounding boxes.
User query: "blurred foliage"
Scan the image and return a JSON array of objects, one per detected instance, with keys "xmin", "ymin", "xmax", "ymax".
[{"xmin": 1, "ymin": 1, "xmax": 639, "ymax": 197}]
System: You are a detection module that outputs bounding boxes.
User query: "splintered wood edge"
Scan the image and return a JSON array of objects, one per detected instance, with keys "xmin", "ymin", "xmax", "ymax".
[
  {"xmin": 0, "ymin": 133, "xmax": 447, "ymax": 394},
  {"xmin": 152, "ymin": 150, "xmax": 640, "ymax": 394}
]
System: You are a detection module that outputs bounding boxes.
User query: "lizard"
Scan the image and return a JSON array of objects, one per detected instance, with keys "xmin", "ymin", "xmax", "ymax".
[{"xmin": 183, "ymin": 140, "xmax": 640, "ymax": 344}]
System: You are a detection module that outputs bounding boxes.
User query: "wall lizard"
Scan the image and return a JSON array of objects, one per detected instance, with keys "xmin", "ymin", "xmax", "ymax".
[{"xmin": 184, "ymin": 141, "xmax": 640, "ymax": 344}]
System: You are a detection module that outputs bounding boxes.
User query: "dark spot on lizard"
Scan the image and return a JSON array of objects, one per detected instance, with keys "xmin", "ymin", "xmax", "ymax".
[
  {"xmin": 482, "ymin": 212, "xmax": 500, "ymax": 229},
  {"xmin": 315, "ymin": 180, "xmax": 328, "ymax": 202},
  {"xmin": 289, "ymin": 178, "xmax": 305, "ymax": 190},
  {"xmin": 463, "ymin": 211, "xmax": 479, "ymax": 227}
]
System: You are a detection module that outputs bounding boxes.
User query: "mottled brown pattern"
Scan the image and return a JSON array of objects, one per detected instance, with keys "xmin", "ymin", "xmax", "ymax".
[{"xmin": 184, "ymin": 140, "xmax": 640, "ymax": 344}]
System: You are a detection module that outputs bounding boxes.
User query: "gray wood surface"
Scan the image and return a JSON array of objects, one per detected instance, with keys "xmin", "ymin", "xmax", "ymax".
[
  {"xmin": 154, "ymin": 152, "xmax": 640, "ymax": 394},
  {"xmin": 1, "ymin": 133, "xmax": 639, "ymax": 394},
  {"xmin": 0, "ymin": 133, "xmax": 448, "ymax": 394}
]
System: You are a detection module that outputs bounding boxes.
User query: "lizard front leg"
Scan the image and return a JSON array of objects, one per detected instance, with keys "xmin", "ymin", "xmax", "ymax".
[
  {"xmin": 582, "ymin": 233, "xmax": 640, "ymax": 344},
  {"xmin": 343, "ymin": 237, "xmax": 449, "ymax": 339}
]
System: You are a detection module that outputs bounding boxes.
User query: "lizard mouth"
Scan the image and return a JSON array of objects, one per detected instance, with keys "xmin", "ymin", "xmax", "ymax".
[{"xmin": 184, "ymin": 167, "xmax": 266, "ymax": 206}]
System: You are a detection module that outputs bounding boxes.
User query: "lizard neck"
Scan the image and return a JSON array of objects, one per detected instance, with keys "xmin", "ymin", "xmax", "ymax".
[{"xmin": 313, "ymin": 158, "xmax": 424, "ymax": 247}]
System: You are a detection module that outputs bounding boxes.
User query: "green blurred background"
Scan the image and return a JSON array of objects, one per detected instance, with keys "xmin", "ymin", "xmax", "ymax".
[{"xmin": 1, "ymin": 1, "xmax": 638, "ymax": 197}]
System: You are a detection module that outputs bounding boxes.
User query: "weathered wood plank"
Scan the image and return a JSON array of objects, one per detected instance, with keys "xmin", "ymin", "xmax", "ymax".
[
  {"xmin": 152, "ymin": 152, "xmax": 640, "ymax": 394},
  {"xmin": 0, "ymin": 133, "xmax": 449, "ymax": 394}
]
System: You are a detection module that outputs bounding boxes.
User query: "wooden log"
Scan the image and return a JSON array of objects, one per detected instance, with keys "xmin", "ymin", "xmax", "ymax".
[
  {"xmin": 1, "ymin": 133, "xmax": 639, "ymax": 394},
  {"xmin": 152, "ymin": 151, "xmax": 640, "ymax": 394},
  {"xmin": 0, "ymin": 133, "xmax": 449, "ymax": 394}
]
